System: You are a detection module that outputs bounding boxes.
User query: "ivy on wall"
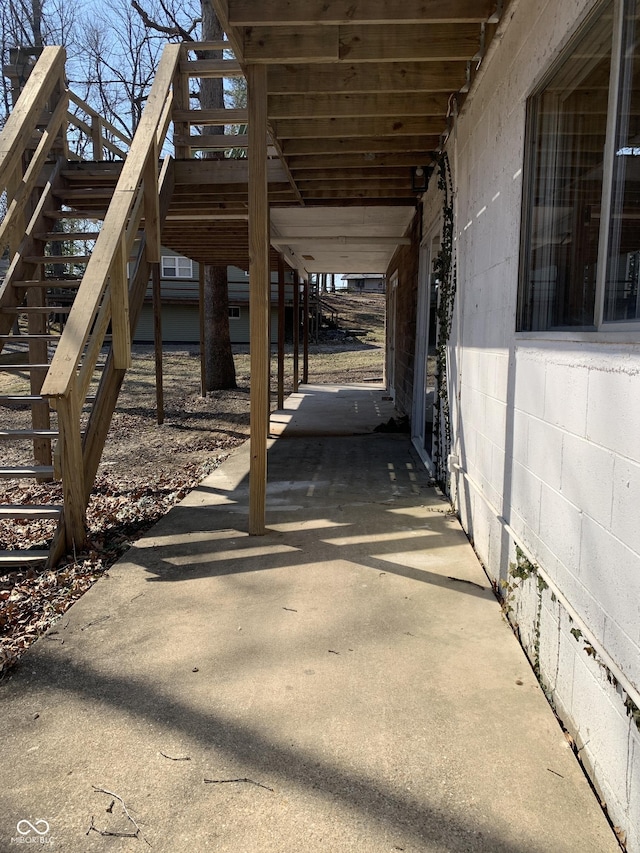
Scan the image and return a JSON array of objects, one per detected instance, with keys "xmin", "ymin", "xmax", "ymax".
[{"xmin": 432, "ymin": 152, "xmax": 456, "ymax": 490}]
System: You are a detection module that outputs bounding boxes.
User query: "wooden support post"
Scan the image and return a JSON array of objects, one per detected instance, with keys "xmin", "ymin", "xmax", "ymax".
[
  {"xmin": 91, "ymin": 115, "xmax": 103, "ymax": 160},
  {"xmin": 152, "ymin": 263, "xmax": 164, "ymax": 425},
  {"xmin": 57, "ymin": 385, "xmax": 87, "ymax": 552},
  {"xmin": 293, "ymin": 270, "xmax": 300, "ymax": 393},
  {"xmin": 248, "ymin": 64, "xmax": 269, "ymax": 536},
  {"xmin": 303, "ymin": 276, "xmax": 309, "ymax": 385},
  {"xmin": 172, "ymin": 56, "xmax": 191, "ymax": 160},
  {"xmin": 198, "ymin": 262, "xmax": 207, "ymax": 397},
  {"xmin": 143, "ymin": 143, "xmax": 161, "ymax": 263},
  {"xmin": 277, "ymin": 253, "xmax": 285, "ymax": 409},
  {"xmin": 110, "ymin": 238, "xmax": 132, "ymax": 370}
]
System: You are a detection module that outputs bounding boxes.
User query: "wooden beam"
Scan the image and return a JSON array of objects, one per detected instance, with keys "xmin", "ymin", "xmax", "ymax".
[
  {"xmin": 287, "ymin": 152, "xmax": 438, "ymax": 169},
  {"xmin": 172, "ymin": 108, "xmax": 248, "ymax": 124},
  {"xmin": 174, "ymin": 158, "xmax": 288, "ymax": 184},
  {"xmin": 268, "ymin": 91, "xmax": 450, "ymax": 119},
  {"xmin": 143, "ymin": 144, "xmax": 161, "ymax": 263},
  {"xmin": 303, "ymin": 278, "xmax": 309, "ymax": 385},
  {"xmin": 248, "ymin": 63, "xmax": 270, "ymax": 536},
  {"xmin": 181, "ymin": 59, "xmax": 243, "ymax": 78},
  {"xmin": 267, "ymin": 61, "xmax": 467, "ymax": 94},
  {"xmin": 110, "ymin": 238, "xmax": 132, "ymax": 370},
  {"xmin": 152, "ymin": 263, "xmax": 164, "ymax": 425},
  {"xmin": 176, "ymin": 133, "xmax": 249, "ymax": 150},
  {"xmin": 283, "ymin": 134, "xmax": 438, "ymax": 156},
  {"xmin": 57, "ymin": 385, "xmax": 87, "ymax": 551},
  {"xmin": 199, "ymin": 262, "xmax": 206, "ymax": 397},
  {"xmin": 228, "ymin": 0, "xmax": 496, "ymax": 25},
  {"xmin": 272, "ymin": 236, "xmax": 411, "ymax": 246},
  {"xmin": 273, "ymin": 116, "xmax": 442, "ymax": 139},
  {"xmin": 243, "ymin": 24, "xmax": 481, "ymax": 64},
  {"xmin": 293, "ymin": 270, "xmax": 299, "ymax": 393},
  {"xmin": 277, "ymin": 253, "xmax": 285, "ymax": 410}
]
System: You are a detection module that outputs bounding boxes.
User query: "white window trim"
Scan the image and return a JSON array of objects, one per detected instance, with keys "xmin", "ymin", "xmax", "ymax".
[{"xmin": 161, "ymin": 255, "xmax": 193, "ymax": 279}]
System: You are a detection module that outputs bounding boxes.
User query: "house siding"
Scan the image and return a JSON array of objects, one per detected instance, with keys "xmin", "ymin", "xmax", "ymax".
[{"xmin": 391, "ymin": 0, "xmax": 640, "ymax": 847}]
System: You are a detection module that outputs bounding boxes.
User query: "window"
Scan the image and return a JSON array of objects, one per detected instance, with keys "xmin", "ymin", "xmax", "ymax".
[
  {"xmin": 161, "ymin": 255, "xmax": 193, "ymax": 279},
  {"xmin": 518, "ymin": 1, "xmax": 640, "ymax": 331},
  {"xmin": 229, "ymin": 306, "xmax": 240, "ymax": 319}
]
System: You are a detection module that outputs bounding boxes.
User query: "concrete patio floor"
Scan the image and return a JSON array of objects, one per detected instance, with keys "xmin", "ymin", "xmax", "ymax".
[{"xmin": 0, "ymin": 384, "xmax": 619, "ymax": 852}]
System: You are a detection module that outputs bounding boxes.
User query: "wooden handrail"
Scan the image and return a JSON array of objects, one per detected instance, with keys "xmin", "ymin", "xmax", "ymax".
[
  {"xmin": 0, "ymin": 46, "xmax": 66, "ymax": 192},
  {"xmin": 0, "ymin": 93, "xmax": 69, "ymax": 255},
  {"xmin": 41, "ymin": 42, "xmax": 182, "ymax": 400},
  {"xmin": 67, "ymin": 92, "xmax": 132, "ymax": 146}
]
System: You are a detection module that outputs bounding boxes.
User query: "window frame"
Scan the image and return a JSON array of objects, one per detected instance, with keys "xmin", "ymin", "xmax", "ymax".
[
  {"xmin": 228, "ymin": 305, "xmax": 241, "ymax": 319},
  {"xmin": 518, "ymin": 0, "xmax": 640, "ymax": 336},
  {"xmin": 161, "ymin": 255, "xmax": 193, "ymax": 279}
]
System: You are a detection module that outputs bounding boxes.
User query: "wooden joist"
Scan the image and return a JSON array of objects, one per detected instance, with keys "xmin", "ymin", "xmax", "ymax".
[{"xmin": 227, "ymin": 0, "xmax": 496, "ymax": 25}]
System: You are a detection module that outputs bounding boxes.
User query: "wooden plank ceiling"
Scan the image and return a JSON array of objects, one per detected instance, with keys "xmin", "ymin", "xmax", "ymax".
[{"xmin": 164, "ymin": 0, "xmax": 505, "ymax": 274}]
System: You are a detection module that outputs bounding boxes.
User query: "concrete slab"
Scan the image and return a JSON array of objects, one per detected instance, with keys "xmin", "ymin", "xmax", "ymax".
[{"xmin": 0, "ymin": 386, "xmax": 618, "ymax": 852}]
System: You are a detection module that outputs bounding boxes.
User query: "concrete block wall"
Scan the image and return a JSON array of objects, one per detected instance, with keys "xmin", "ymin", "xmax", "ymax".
[{"xmin": 431, "ymin": 0, "xmax": 640, "ymax": 846}]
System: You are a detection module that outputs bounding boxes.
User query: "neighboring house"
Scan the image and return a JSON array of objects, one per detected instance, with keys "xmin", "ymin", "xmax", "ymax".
[
  {"xmin": 388, "ymin": 1, "xmax": 640, "ymax": 848},
  {"xmin": 341, "ymin": 274, "xmax": 385, "ymax": 293},
  {"xmin": 134, "ymin": 250, "xmax": 293, "ymax": 344}
]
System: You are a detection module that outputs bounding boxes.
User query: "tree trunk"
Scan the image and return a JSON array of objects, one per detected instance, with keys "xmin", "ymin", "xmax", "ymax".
[
  {"xmin": 204, "ymin": 265, "xmax": 236, "ymax": 389},
  {"xmin": 200, "ymin": 1, "xmax": 236, "ymax": 390}
]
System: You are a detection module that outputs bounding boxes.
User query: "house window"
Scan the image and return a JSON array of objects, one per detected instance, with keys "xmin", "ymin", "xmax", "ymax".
[
  {"xmin": 229, "ymin": 306, "xmax": 240, "ymax": 319},
  {"xmin": 518, "ymin": 1, "xmax": 640, "ymax": 331},
  {"xmin": 161, "ymin": 255, "xmax": 193, "ymax": 279}
]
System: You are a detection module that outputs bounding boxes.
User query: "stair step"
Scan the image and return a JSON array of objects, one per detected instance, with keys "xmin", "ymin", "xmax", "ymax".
[
  {"xmin": 37, "ymin": 231, "xmax": 100, "ymax": 241},
  {"xmin": 0, "ymin": 505, "xmax": 62, "ymax": 519},
  {"xmin": 0, "ymin": 306, "xmax": 73, "ymax": 314},
  {"xmin": 24, "ymin": 256, "xmax": 91, "ymax": 265},
  {"xmin": 0, "ymin": 364, "xmax": 50, "ymax": 372},
  {"xmin": 13, "ymin": 279, "xmax": 83, "ymax": 289},
  {"xmin": 0, "ymin": 335, "xmax": 59, "ymax": 342},
  {"xmin": 0, "ymin": 429, "xmax": 59, "ymax": 439},
  {"xmin": 0, "ymin": 395, "xmax": 50, "ymax": 405},
  {"xmin": 55, "ymin": 188, "xmax": 113, "ymax": 200},
  {"xmin": 0, "ymin": 550, "xmax": 50, "ymax": 566},
  {"xmin": 44, "ymin": 210, "xmax": 106, "ymax": 220},
  {"xmin": 0, "ymin": 466, "xmax": 55, "ymax": 479}
]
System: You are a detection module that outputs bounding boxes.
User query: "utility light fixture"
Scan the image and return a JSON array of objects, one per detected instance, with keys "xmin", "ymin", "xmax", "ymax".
[{"xmin": 411, "ymin": 165, "xmax": 432, "ymax": 193}]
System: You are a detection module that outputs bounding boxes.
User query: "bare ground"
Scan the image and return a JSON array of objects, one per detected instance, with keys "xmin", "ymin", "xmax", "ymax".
[{"xmin": 0, "ymin": 293, "xmax": 386, "ymax": 674}]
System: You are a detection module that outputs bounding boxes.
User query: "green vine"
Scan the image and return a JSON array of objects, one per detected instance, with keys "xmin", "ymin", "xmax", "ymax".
[{"xmin": 432, "ymin": 152, "xmax": 457, "ymax": 490}]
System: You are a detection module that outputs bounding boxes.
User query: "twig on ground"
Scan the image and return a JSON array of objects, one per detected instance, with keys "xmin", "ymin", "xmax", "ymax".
[
  {"xmin": 204, "ymin": 777, "xmax": 274, "ymax": 792},
  {"xmin": 160, "ymin": 751, "xmax": 191, "ymax": 761},
  {"xmin": 90, "ymin": 785, "xmax": 151, "ymax": 846}
]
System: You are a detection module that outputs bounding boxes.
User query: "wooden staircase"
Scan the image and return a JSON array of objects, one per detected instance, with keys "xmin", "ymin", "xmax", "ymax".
[{"xmin": 0, "ymin": 44, "xmax": 181, "ymax": 569}]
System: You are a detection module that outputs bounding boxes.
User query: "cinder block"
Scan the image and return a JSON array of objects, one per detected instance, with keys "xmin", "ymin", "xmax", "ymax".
[
  {"xmin": 611, "ymin": 456, "xmax": 640, "ymax": 554},
  {"xmin": 587, "ymin": 365, "xmax": 640, "ymax": 462},
  {"xmin": 539, "ymin": 482, "xmax": 582, "ymax": 572},
  {"xmin": 510, "ymin": 459, "xmax": 542, "ymax": 535},
  {"xmin": 512, "ymin": 408, "xmax": 530, "ymax": 467},
  {"xmin": 544, "ymin": 360, "xmax": 589, "ymax": 436},
  {"xmin": 580, "ymin": 515, "xmax": 640, "ymax": 645},
  {"xmin": 561, "ymin": 433, "xmax": 615, "ymax": 527},
  {"xmin": 629, "ymin": 738, "xmax": 640, "ymax": 853},
  {"xmin": 514, "ymin": 351, "xmax": 546, "ymax": 417},
  {"xmin": 528, "ymin": 417, "xmax": 564, "ymax": 490},
  {"xmin": 603, "ymin": 617, "xmax": 640, "ymax": 696},
  {"xmin": 484, "ymin": 396, "xmax": 507, "ymax": 446},
  {"xmin": 570, "ymin": 650, "xmax": 631, "ymax": 818}
]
